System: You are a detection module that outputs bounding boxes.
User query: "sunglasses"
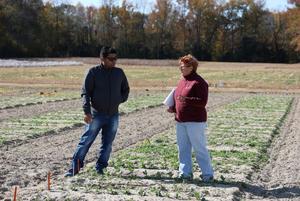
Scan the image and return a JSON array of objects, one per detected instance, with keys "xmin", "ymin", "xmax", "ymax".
[{"xmin": 106, "ymin": 57, "xmax": 117, "ymax": 61}]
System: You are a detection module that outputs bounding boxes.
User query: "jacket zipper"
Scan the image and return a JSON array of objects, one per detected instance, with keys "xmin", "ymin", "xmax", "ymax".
[{"xmin": 108, "ymin": 69, "xmax": 111, "ymax": 115}]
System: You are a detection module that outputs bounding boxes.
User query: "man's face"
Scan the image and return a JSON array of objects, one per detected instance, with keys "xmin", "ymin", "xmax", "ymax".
[{"xmin": 102, "ymin": 53, "xmax": 117, "ymax": 68}]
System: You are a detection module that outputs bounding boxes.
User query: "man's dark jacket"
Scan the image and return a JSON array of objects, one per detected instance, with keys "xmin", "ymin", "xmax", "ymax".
[{"xmin": 81, "ymin": 64, "xmax": 130, "ymax": 115}]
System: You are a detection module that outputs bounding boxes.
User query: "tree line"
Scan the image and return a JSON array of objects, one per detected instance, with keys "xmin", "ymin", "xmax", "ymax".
[{"xmin": 0, "ymin": 0, "xmax": 299, "ymax": 63}]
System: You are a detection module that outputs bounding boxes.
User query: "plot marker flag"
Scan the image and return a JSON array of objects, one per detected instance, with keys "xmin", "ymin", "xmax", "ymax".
[{"xmin": 163, "ymin": 88, "xmax": 176, "ymax": 107}]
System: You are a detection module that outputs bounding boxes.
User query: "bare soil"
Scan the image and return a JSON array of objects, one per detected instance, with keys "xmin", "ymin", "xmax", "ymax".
[
  {"xmin": 243, "ymin": 97, "xmax": 300, "ymax": 201},
  {"xmin": 1, "ymin": 93, "xmax": 299, "ymax": 200}
]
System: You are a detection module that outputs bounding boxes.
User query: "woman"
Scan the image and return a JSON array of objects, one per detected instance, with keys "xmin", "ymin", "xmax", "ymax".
[{"xmin": 167, "ymin": 54, "xmax": 214, "ymax": 182}]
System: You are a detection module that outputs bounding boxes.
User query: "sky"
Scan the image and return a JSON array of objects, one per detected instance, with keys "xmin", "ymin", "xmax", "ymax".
[{"xmin": 47, "ymin": 0, "xmax": 293, "ymax": 12}]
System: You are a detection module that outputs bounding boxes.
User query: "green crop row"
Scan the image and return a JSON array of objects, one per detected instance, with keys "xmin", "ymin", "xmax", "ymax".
[
  {"xmin": 0, "ymin": 90, "xmax": 79, "ymax": 109},
  {"xmin": 119, "ymin": 92, "xmax": 167, "ymax": 113},
  {"xmin": 66, "ymin": 94, "xmax": 293, "ymax": 200},
  {"xmin": 208, "ymin": 95, "xmax": 292, "ymax": 148},
  {"xmin": 0, "ymin": 92, "xmax": 167, "ymax": 145},
  {"xmin": 0, "ymin": 109, "xmax": 83, "ymax": 143}
]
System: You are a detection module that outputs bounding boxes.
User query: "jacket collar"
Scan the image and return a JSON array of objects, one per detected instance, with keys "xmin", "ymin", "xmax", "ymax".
[
  {"xmin": 183, "ymin": 71, "xmax": 197, "ymax": 80},
  {"xmin": 99, "ymin": 63, "xmax": 113, "ymax": 70}
]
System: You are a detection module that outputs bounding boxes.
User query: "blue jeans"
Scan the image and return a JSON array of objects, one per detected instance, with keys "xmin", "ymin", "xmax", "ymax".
[
  {"xmin": 176, "ymin": 122, "xmax": 214, "ymax": 178},
  {"xmin": 70, "ymin": 112, "xmax": 119, "ymax": 173}
]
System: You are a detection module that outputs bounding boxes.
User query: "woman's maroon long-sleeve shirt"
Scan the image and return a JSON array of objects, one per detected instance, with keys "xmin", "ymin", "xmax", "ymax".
[{"xmin": 174, "ymin": 71, "xmax": 208, "ymax": 122}]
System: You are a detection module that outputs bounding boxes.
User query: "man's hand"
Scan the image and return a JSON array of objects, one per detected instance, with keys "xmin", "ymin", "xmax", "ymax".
[{"xmin": 84, "ymin": 114, "xmax": 92, "ymax": 124}]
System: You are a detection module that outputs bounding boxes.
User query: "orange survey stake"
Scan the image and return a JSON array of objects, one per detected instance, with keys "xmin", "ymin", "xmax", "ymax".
[
  {"xmin": 13, "ymin": 186, "xmax": 17, "ymax": 201},
  {"xmin": 47, "ymin": 171, "xmax": 51, "ymax": 190}
]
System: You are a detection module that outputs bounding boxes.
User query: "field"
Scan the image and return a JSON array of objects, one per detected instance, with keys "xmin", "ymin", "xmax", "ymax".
[{"xmin": 0, "ymin": 59, "xmax": 299, "ymax": 200}]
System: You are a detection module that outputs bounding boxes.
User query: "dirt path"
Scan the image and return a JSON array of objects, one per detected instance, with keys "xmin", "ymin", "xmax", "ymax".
[
  {"xmin": 244, "ymin": 97, "xmax": 300, "ymax": 200},
  {"xmin": 0, "ymin": 93, "xmax": 243, "ymax": 200}
]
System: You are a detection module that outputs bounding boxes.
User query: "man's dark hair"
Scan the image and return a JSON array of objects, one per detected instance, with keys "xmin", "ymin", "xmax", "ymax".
[{"xmin": 100, "ymin": 46, "xmax": 117, "ymax": 58}]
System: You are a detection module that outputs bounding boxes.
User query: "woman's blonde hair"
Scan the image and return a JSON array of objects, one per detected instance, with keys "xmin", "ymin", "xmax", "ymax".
[{"xmin": 179, "ymin": 54, "xmax": 198, "ymax": 72}]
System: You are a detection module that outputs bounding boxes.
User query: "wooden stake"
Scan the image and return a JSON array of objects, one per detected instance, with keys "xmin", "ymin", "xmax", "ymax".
[
  {"xmin": 13, "ymin": 186, "xmax": 17, "ymax": 201},
  {"xmin": 47, "ymin": 171, "xmax": 51, "ymax": 191}
]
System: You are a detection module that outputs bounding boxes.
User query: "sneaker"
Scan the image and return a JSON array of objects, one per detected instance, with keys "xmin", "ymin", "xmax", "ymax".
[
  {"xmin": 177, "ymin": 174, "xmax": 193, "ymax": 182},
  {"xmin": 96, "ymin": 168, "xmax": 104, "ymax": 175},
  {"xmin": 64, "ymin": 169, "xmax": 78, "ymax": 177},
  {"xmin": 201, "ymin": 175, "xmax": 214, "ymax": 182}
]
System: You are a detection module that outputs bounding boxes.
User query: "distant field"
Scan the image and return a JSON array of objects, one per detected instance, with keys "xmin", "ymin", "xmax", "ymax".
[{"xmin": 0, "ymin": 60, "xmax": 299, "ymax": 92}]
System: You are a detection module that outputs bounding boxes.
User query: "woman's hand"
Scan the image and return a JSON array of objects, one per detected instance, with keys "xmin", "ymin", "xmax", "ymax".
[{"xmin": 167, "ymin": 107, "xmax": 175, "ymax": 113}]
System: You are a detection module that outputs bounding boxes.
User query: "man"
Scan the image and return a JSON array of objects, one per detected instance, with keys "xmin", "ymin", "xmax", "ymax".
[{"xmin": 65, "ymin": 46, "xmax": 130, "ymax": 177}]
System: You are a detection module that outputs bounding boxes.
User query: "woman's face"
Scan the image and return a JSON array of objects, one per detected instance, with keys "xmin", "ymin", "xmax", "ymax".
[{"xmin": 179, "ymin": 62, "xmax": 193, "ymax": 77}]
